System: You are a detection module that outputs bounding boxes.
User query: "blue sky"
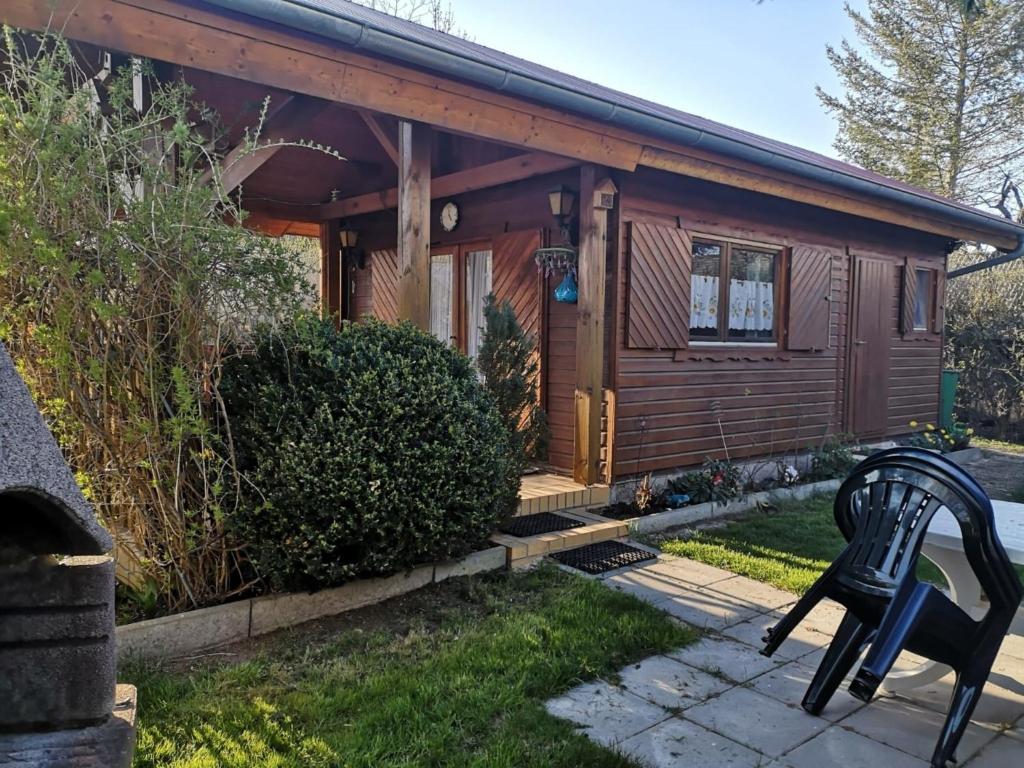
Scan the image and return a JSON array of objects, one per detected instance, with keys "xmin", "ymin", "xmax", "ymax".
[{"xmin": 444, "ymin": 0, "xmax": 868, "ymax": 159}]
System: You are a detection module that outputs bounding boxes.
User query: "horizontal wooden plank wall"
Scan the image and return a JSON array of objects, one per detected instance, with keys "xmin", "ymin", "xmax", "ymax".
[{"xmin": 611, "ymin": 169, "xmax": 947, "ymax": 480}]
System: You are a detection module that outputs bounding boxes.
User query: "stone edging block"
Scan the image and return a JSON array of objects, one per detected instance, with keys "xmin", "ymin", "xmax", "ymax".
[
  {"xmin": 116, "ymin": 545, "xmax": 507, "ymax": 661},
  {"xmin": 628, "ymin": 479, "xmax": 843, "ymax": 535}
]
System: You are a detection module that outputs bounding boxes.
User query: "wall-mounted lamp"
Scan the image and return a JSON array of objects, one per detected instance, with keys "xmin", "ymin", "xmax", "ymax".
[
  {"xmin": 548, "ymin": 185, "xmax": 576, "ymax": 243},
  {"xmin": 339, "ymin": 226, "xmax": 366, "ymax": 269}
]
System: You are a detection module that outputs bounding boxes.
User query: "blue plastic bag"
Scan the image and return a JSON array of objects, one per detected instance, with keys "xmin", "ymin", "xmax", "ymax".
[{"xmin": 554, "ymin": 272, "xmax": 578, "ymax": 303}]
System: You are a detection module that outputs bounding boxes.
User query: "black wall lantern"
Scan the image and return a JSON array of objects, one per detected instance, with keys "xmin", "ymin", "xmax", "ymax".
[
  {"xmin": 548, "ymin": 185, "xmax": 576, "ymax": 244},
  {"xmin": 339, "ymin": 226, "xmax": 365, "ymax": 269}
]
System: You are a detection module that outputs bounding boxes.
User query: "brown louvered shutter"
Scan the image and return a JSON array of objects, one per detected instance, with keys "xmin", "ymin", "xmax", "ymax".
[
  {"xmin": 900, "ymin": 257, "xmax": 918, "ymax": 336},
  {"xmin": 787, "ymin": 245, "xmax": 833, "ymax": 351},
  {"xmin": 370, "ymin": 248, "xmax": 399, "ymax": 323},
  {"xmin": 931, "ymin": 268, "xmax": 945, "ymax": 334},
  {"xmin": 626, "ymin": 221, "xmax": 692, "ymax": 350}
]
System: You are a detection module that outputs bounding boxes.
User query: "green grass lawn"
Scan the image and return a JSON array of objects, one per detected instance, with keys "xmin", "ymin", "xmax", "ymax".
[
  {"xmin": 129, "ymin": 566, "xmax": 695, "ymax": 768},
  {"xmin": 974, "ymin": 437, "xmax": 1024, "ymax": 456},
  {"xmin": 657, "ymin": 494, "xmax": 950, "ymax": 595}
]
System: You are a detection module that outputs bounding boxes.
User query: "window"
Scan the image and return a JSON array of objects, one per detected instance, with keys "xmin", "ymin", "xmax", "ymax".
[
  {"xmin": 913, "ymin": 268, "xmax": 932, "ymax": 330},
  {"xmin": 465, "ymin": 249, "xmax": 492, "ymax": 361},
  {"xmin": 690, "ymin": 238, "xmax": 779, "ymax": 343},
  {"xmin": 429, "ymin": 253, "xmax": 454, "ymax": 344},
  {"xmin": 428, "ymin": 243, "xmax": 493, "ymax": 359}
]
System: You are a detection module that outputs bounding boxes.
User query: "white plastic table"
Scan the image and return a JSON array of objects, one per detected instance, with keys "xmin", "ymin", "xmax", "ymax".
[{"xmin": 881, "ymin": 500, "xmax": 1024, "ymax": 693}]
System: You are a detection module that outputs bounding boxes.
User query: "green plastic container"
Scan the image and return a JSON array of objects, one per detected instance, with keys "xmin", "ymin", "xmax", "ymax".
[{"xmin": 940, "ymin": 369, "xmax": 960, "ymax": 429}]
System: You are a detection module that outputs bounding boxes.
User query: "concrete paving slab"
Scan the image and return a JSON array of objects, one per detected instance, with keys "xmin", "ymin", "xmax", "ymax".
[
  {"xmin": 748, "ymin": 660, "xmax": 865, "ymax": 722},
  {"xmin": 778, "ymin": 725, "xmax": 929, "ymax": 768},
  {"xmin": 841, "ymin": 696, "xmax": 1000, "ymax": 764},
  {"xmin": 883, "ymin": 669, "xmax": 1024, "ymax": 729},
  {"xmin": 605, "ymin": 568, "xmax": 697, "ymax": 604},
  {"xmin": 655, "ymin": 585, "xmax": 764, "ymax": 631},
  {"xmin": 962, "ymin": 727, "xmax": 1024, "ymax": 767},
  {"xmin": 713, "ymin": 575, "xmax": 797, "ymax": 612},
  {"xmin": 722, "ymin": 610, "xmax": 830, "ymax": 661},
  {"xmin": 616, "ymin": 716, "xmax": 765, "ymax": 768},
  {"xmin": 641, "ymin": 556, "xmax": 738, "ymax": 587},
  {"xmin": 544, "ymin": 680, "xmax": 669, "ymax": 746},
  {"xmin": 617, "ymin": 654, "xmax": 732, "ymax": 710},
  {"xmin": 668, "ymin": 635, "xmax": 783, "ymax": 683},
  {"xmin": 683, "ymin": 686, "xmax": 829, "ymax": 758}
]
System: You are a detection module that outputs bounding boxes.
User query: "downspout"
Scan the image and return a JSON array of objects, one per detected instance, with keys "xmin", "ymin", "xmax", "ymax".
[{"xmin": 948, "ymin": 234, "xmax": 1024, "ymax": 279}]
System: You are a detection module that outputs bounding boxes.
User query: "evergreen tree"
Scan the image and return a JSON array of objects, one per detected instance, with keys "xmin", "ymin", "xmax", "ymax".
[
  {"xmin": 477, "ymin": 295, "xmax": 549, "ymax": 472},
  {"xmin": 818, "ymin": 0, "xmax": 1024, "ymax": 217}
]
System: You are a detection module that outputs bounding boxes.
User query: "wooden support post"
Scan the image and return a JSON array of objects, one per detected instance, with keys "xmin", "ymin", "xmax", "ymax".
[
  {"xmin": 319, "ymin": 219, "xmax": 342, "ymax": 325},
  {"xmin": 574, "ymin": 166, "xmax": 617, "ymax": 485},
  {"xmin": 397, "ymin": 120, "xmax": 431, "ymax": 329}
]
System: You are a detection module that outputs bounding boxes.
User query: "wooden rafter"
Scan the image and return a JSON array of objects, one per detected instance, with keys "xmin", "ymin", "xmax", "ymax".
[
  {"xmin": 3, "ymin": 0, "xmax": 1014, "ymax": 247},
  {"xmin": 318, "ymin": 151, "xmax": 578, "ymax": 220},
  {"xmin": 358, "ymin": 109, "xmax": 399, "ymax": 166},
  {"xmin": 200, "ymin": 95, "xmax": 333, "ymax": 192}
]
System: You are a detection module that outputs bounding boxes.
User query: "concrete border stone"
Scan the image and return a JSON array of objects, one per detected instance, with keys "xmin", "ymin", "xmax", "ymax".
[
  {"xmin": 116, "ymin": 546, "xmax": 506, "ymax": 662},
  {"xmin": 627, "ymin": 479, "xmax": 842, "ymax": 535}
]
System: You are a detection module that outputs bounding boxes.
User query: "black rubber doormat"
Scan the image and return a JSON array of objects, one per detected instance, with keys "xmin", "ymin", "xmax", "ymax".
[
  {"xmin": 499, "ymin": 511, "xmax": 585, "ymax": 537},
  {"xmin": 551, "ymin": 540, "xmax": 656, "ymax": 574}
]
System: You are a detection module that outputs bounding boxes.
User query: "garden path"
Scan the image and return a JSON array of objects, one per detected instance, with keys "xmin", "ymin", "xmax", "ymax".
[
  {"xmin": 961, "ymin": 449, "xmax": 1024, "ymax": 502},
  {"xmin": 545, "ymin": 553, "xmax": 1024, "ymax": 767}
]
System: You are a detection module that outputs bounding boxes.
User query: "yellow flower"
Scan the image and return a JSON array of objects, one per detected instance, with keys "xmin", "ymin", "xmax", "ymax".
[
  {"xmin": 926, "ymin": 423, "xmax": 935, "ymax": 431},
  {"xmin": 967, "ymin": 428, "xmax": 975, "ymax": 435},
  {"xmin": 909, "ymin": 420, "xmax": 919, "ymax": 428}
]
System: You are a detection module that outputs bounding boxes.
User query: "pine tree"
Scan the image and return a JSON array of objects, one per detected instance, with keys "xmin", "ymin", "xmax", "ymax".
[
  {"xmin": 477, "ymin": 295, "xmax": 549, "ymax": 472},
  {"xmin": 818, "ymin": 0, "xmax": 1024, "ymax": 217}
]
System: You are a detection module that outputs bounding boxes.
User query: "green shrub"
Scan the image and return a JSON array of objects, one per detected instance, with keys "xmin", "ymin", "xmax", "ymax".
[
  {"xmin": 806, "ymin": 436, "xmax": 857, "ymax": 481},
  {"xmin": 221, "ymin": 316, "xmax": 519, "ymax": 591},
  {"xmin": 667, "ymin": 459, "xmax": 743, "ymax": 505},
  {"xmin": 477, "ymin": 295, "xmax": 549, "ymax": 471}
]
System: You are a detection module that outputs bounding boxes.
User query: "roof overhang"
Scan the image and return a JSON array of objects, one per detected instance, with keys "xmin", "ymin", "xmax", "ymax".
[{"xmin": 6, "ymin": 0, "xmax": 1023, "ymax": 249}]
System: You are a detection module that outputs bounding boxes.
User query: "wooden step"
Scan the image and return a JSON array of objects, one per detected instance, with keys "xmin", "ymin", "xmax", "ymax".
[
  {"xmin": 517, "ymin": 473, "xmax": 609, "ymax": 516},
  {"xmin": 491, "ymin": 508, "xmax": 627, "ymax": 569}
]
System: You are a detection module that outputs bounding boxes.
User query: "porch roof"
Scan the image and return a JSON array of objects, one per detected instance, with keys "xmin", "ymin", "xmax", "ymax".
[{"xmin": 206, "ymin": 0, "xmax": 1024, "ymax": 248}]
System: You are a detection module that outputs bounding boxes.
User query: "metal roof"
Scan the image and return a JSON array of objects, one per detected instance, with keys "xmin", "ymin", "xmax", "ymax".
[{"xmin": 206, "ymin": 0, "xmax": 1024, "ymax": 244}]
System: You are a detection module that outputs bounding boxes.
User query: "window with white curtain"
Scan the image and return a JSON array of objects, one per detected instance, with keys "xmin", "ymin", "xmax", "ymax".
[
  {"xmin": 690, "ymin": 237, "xmax": 779, "ymax": 343},
  {"xmin": 465, "ymin": 249, "xmax": 493, "ymax": 362},
  {"xmin": 430, "ymin": 253, "xmax": 453, "ymax": 344}
]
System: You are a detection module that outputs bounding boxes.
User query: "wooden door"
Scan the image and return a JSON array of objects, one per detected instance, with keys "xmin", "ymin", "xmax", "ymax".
[{"xmin": 847, "ymin": 255, "xmax": 892, "ymax": 436}]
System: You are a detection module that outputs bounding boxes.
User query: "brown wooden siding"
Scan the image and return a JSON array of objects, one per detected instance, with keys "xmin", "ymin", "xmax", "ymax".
[
  {"xmin": 611, "ymin": 169, "xmax": 946, "ymax": 480},
  {"xmin": 545, "ymin": 274, "xmax": 577, "ymax": 473}
]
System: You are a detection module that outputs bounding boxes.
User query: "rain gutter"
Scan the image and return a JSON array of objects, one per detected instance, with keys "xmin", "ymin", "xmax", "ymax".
[{"xmin": 204, "ymin": 0, "xmax": 1024, "ymax": 246}]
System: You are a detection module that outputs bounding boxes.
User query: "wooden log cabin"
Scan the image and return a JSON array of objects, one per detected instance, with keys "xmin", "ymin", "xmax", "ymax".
[{"xmin": 6, "ymin": 0, "xmax": 1024, "ymax": 489}]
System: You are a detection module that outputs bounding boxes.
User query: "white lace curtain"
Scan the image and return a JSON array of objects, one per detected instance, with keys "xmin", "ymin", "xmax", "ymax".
[
  {"xmin": 430, "ymin": 253, "xmax": 453, "ymax": 344},
  {"xmin": 465, "ymin": 250, "xmax": 492, "ymax": 361},
  {"xmin": 690, "ymin": 276, "xmax": 773, "ymax": 333}
]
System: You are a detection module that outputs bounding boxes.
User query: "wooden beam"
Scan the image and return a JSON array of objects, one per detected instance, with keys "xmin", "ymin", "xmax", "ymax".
[
  {"xmin": 200, "ymin": 95, "xmax": 333, "ymax": 191},
  {"xmin": 319, "ymin": 219, "xmax": 342, "ymax": 324},
  {"xmin": 397, "ymin": 121, "xmax": 431, "ymax": 330},
  {"xmin": 573, "ymin": 167, "xmax": 615, "ymax": 485},
  {"xmin": 358, "ymin": 109, "xmax": 399, "ymax": 166},
  {"xmin": 639, "ymin": 146, "xmax": 1018, "ymax": 250},
  {"xmin": 4, "ymin": 0, "xmax": 1011, "ymax": 246},
  {"xmin": 2, "ymin": 0, "xmax": 641, "ymax": 171},
  {"xmin": 319, "ymin": 152, "xmax": 578, "ymax": 220}
]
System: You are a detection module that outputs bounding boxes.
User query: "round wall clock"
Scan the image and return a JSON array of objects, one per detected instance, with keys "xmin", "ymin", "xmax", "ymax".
[{"xmin": 440, "ymin": 200, "xmax": 460, "ymax": 232}]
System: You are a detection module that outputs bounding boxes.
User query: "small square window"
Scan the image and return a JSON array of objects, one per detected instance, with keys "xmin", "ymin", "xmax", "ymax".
[
  {"xmin": 689, "ymin": 238, "xmax": 778, "ymax": 343},
  {"xmin": 913, "ymin": 268, "xmax": 932, "ymax": 330}
]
